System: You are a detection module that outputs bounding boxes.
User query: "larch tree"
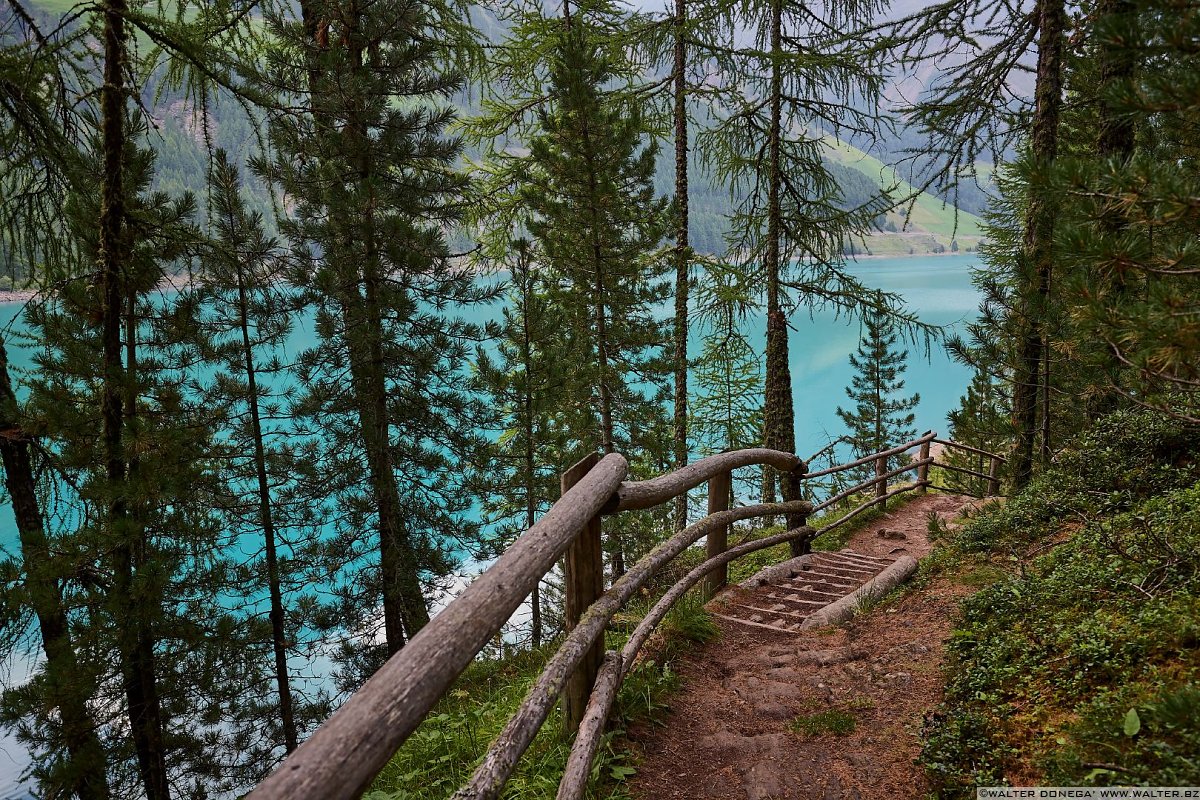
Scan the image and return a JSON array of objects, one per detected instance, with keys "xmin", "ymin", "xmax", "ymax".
[
  {"xmin": 698, "ymin": 0, "xmax": 896, "ymax": 544},
  {"xmin": 0, "ymin": 10, "xmax": 112, "ymax": 799},
  {"xmin": 881, "ymin": 0, "xmax": 1072, "ymax": 487}
]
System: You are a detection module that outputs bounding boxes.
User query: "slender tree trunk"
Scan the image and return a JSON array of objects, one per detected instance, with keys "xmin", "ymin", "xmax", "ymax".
[
  {"xmin": 593, "ymin": 278, "xmax": 616, "ymax": 457},
  {"xmin": 671, "ymin": 0, "xmax": 690, "ymax": 532},
  {"xmin": 345, "ymin": 15, "xmax": 428, "ymax": 654},
  {"xmin": 1096, "ymin": 0, "xmax": 1136, "ymax": 162},
  {"xmin": 1041, "ymin": 337, "xmax": 1051, "ymax": 462},
  {"xmin": 592, "ymin": 266, "xmax": 623, "ymax": 577},
  {"xmin": 1010, "ymin": 0, "xmax": 1065, "ymax": 489},
  {"xmin": 233, "ymin": 264, "xmax": 298, "ymax": 752},
  {"xmin": 124, "ymin": 290, "xmax": 168, "ymax": 800},
  {"xmin": 99, "ymin": 4, "xmax": 169, "ymax": 797},
  {"xmin": 574, "ymin": 54, "xmax": 623, "ymax": 579},
  {"xmin": 0, "ymin": 343, "xmax": 110, "ymax": 799},
  {"xmin": 762, "ymin": 0, "xmax": 797, "ymax": 536},
  {"xmin": 1093, "ymin": 0, "xmax": 1136, "ymax": 406},
  {"xmin": 518, "ymin": 266, "xmax": 543, "ymax": 648}
]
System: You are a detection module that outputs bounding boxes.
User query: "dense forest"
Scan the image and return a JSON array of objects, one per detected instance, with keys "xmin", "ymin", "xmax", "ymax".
[{"xmin": 0, "ymin": 0, "xmax": 1197, "ymax": 796}]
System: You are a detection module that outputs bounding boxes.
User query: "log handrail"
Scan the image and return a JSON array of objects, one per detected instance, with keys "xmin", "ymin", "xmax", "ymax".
[
  {"xmin": 938, "ymin": 461, "xmax": 998, "ymax": 483},
  {"xmin": 811, "ymin": 456, "xmax": 934, "ymax": 514},
  {"xmin": 802, "ymin": 431, "xmax": 936, "ymax": 480},
  {"xmin": 451, "ymin": 501, "xmax": 811, "ymax": 800},
  {"xmin": 247, "ymin": 452, "xmax": 630, "ymax": 800},
  {"xmin": 607, "ymin": 447, "xmax": 803, "ymax": 512},
  {"xmin": 248, "ymin": 431, "xmax": 1000, "ymax": 800},
  {"xmin": 934, "ymin": 437, "xmax": 1007, "ymax": 463}
]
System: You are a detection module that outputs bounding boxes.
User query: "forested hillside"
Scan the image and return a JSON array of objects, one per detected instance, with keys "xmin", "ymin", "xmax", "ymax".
[{"xmin": 0, "ymin": 0, "xmax": 1197, "ymax": 797}]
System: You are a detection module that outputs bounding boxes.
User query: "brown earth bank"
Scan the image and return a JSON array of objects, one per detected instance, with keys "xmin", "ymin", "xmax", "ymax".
[{"xmin": 626, "ymin": 493, "xmax": 977, "ymax": 800}]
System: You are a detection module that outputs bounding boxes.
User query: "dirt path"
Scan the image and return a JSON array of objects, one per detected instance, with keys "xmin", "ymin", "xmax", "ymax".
[{"xmin": 627, "ymin": 493, "xmax": 977, "ymax": 800}]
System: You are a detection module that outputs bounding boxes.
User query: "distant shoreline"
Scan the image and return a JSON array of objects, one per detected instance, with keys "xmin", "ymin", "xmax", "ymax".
[
  {"xmin": 0, "ymin": 273, "xmax": 194, "ymax": 308},
  {"xmin": 0, "ymin": 250, "xmax": 981, "ymax": 307},
  {"xmin": 846, "ymin": 250, "xmax": 979, "ymax": 262}
]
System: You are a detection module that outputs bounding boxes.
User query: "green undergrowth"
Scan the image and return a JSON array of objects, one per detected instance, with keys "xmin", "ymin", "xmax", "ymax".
[
  {"xmin": 367, "ymin": 589, "xmax": 717, "ymax": 800},
  {"xmin": 920, "ymin": 408, "xmax": 1200, "ymax": 796}
]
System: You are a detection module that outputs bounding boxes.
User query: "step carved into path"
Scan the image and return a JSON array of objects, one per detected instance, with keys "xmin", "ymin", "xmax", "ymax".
[{"xmin": 712, "ymin": 549, "xmax": 918, "ymax": 633}]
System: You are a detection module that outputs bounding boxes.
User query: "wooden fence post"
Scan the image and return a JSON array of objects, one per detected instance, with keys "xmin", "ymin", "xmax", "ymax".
[
  {"xmin": 561, "ymin": 454, "xmax": 605, "ymax": 737},
  {"xmin": 916, "ymin": 434, "xmax": 931, "ymax": 495},
  {"xmin": 874, "ymin": 453, "xmax": 887, "ymax": 508},
  {"xmin": 788, "ymin": 461, "xmax": 809, "ymax": 557},
  {"xmin": 987, "ymin": 456, "xmax": 1001, "ymax": 497},
  {"xmin": 703, "ymin": 470, "xmax": 732, "ymax": 599}
]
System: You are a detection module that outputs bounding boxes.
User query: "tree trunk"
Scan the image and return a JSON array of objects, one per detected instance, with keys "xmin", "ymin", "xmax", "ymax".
[
  {"xmin": 576, "ymin": 58, "xmax": 622, "ymax": 579},
  {"xmin": 345, "ymin": 12, "xmax": 429, "ymax": 654},
  {"xmin": 518, "ymin": 264, "xmax": 543, "ymax": 648},
  {"xmin": 671, "ymin": 0, "xmax": 690, "ymax": 532},
  {"xmin": 762, "ymin": 0, "xmax": 795, "ymax": 523},
  {"xmin": 1010, "ymin": 0, "xmax": 1065, "ymax": 489},
  {"xmin": 0, "ymin": 343, "xmax": 111, "ymax": 799},
  {"xmin": 1093, "ymin": 0, "xmax": 1136, "ymax": 405},
  {"xmin": 234, "ymin": 264, "xmax": 298, "ymax": 752},
  {"xmin": 1096, "ymin": 0, "xmax": 1136, "ymax": 161},
  {"xmin": 99, "ymin": 3, "xmax": 170, "ymax": 797}
]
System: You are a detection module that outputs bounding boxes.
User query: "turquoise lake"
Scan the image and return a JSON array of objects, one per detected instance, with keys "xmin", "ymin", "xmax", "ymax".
[{"xmin": 0, "ymin": 252, "xmax": 981, "ymax": 794}]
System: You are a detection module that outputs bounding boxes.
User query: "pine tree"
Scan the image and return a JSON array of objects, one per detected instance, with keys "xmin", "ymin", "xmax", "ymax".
[
  {"xmin": 470, "ymin": 239, "xmax": 570, "ymax": 647},
  {"xmin": 0, "ymin": 14, "xmax": 113, "ymax": 799},
  {"xmin": 188, "ymin": 151, "xmax": 323, "ymax": 754},
  {"xmin": 836, "ymin": 306, "xmax": 920, "ymax": 482},
  {"xmin": 1052, "ymin": 0, "xmax": 1200, "ymax": 417},
  {"xmin": 691, "ymin": 261, "xmax": 763, "ymax": 504},
  {"xmin": 256, "ymin": 0, "xmax": 489, "ymax": 666},
  {"xmin": 519, "ymin": 17, "xmax": 672, "ymax": 578},
  {"xmin": 16, "ymin": 130, "xmax": 290, "ymax": 797},
  {"xmin": 945, "ymin": 365, "xmax": 1008, "ymax": 496}
]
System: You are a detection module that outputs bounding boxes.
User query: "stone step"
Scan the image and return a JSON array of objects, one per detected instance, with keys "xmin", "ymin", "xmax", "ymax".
[
  {"xmin": 731, "ymin": 602, "xmax": 814, "ymax": 622},
  {"xmin": 712, "ymin": 612, "xmax": 796, "ymax": 634},
  {"xmin": 806, "ymin": 556, "xmax": 879, "ymax": 576},
  {"xmin": 714, "ymin": 548, "xmax": 899, "ymax": 635}
]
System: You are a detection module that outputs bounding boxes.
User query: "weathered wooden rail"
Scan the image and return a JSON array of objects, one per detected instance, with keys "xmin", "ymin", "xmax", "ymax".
[{"xmin": 247, "ymin": 432, "xmax": 1005, "ymax": 800}]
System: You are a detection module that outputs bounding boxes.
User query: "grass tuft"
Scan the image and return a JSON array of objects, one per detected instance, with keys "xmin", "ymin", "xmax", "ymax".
[{"xmin": 790, "ymin": 708, "xmax": 858, "ymax": 737}]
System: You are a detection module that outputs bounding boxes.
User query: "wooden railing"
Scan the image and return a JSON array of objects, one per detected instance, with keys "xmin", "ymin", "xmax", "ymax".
[{"xmin": 247, "ymin": 432, "xmax": 1004, "ymax": 800}]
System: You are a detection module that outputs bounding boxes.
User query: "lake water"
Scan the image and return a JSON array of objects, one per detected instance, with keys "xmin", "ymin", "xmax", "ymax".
[{"xmin": 0, "ymin": 252, "xmax": 980, "ymax": 795}]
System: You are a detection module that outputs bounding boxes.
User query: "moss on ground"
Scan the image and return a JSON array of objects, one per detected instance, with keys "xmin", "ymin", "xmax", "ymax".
[{"xmin": 920, "ymin": 408, "xmax": 1200, "ymax": 796}]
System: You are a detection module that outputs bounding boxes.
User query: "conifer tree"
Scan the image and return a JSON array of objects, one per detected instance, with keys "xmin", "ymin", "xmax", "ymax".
[
  {"xmin": 470, "ymin": 239, "xmax": 569, "ymax": 647},
  {"xmin": 17, "ymin": 131, "xmax": 288, "ymax": 797},
  {"xmin": 519, "ymin": 17, "xmax": 672, "ymax": 577},
  {"xmin": 1052, "ymin": 0, "xmax": 1200, "ymax": 416},
  {"xmin": 698, "ymin": 0, "xmax": 895, "ymax": 526},
  {"xmin": 0, "ymin": 13, "xmax": 113, "ymax": 799},
  {"xmin": 881, "ymin": 0, "xmax": 1069, "ymax": 486},
  {"xmin": 257, "ymin": 0, "xmax": 488, "ymax": 664},
  {"xmin": 945, "ymin": 366, "xmax": 1008, "ymax": 495},
  {"xmin": 0, "ymin": 1, "xmax": 283, "ymax": 794},
  {"xmin": 836, "ymin": 306, "xmax": 920, "ymax": 481},
  {"xmin": 691, "ymin": 261, "xmax": 763, "ymax": 504},
  {"xmin": 188, "ymin": 151, "xmax": 321, "ymax": 754}
]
